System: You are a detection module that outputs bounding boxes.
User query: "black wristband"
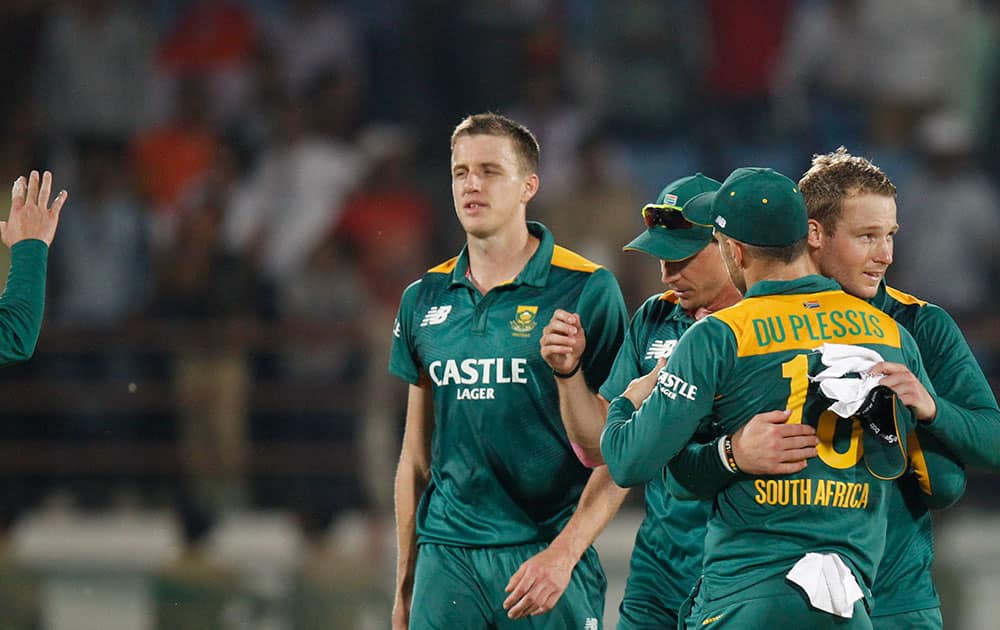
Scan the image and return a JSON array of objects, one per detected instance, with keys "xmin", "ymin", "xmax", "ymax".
[
  {"xmin": 552, "ymin": 361, "xmax": 582, "ymax": 379},
  {"xmin": 723, "ymin": 435, "xmax": 740, "ymax": 473}
]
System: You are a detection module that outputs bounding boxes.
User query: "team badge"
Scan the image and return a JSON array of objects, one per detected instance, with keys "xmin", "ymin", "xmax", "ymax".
[{"xmin": 510, "ymin": 305, "xmax": 538, "ymax": 337}]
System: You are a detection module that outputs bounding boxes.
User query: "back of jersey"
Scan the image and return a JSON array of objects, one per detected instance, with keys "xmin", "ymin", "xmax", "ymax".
[{"xmin": 699, "ymin": 283, "xmax": 922, "ymax": 602}]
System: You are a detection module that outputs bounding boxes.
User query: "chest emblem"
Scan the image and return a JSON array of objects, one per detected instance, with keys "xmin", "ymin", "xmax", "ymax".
[
  {"xmin": 421, "ymin": 305, "xmax": 452, "ymax": 327},
  {"xmin": 510, "ymin": 305, "xmax": 539, "ymax": 337},
  {"xmin": 645, "ymin": 339, "xmax": 678, "ymax": 360}
]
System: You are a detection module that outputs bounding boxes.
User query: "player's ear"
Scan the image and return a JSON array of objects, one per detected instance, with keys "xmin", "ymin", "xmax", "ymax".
[
  {"xmin": 521, "ymin": 173, "xmax": 539, "ymax": 204},
  {"xmin": 807, "ymin": 219, "xmax": 824, "ymax": 249},
  {"xmin": 729, "ymin": 239, "xmax": 747, "ymax": 269}
]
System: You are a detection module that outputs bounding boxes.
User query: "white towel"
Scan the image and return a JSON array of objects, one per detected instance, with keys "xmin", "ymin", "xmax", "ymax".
[
  {"xmin": 786, "ymin": 552, "xmax": 865, "ymax": 618},
  {"xmin": 809, "ymin": 343, "xmax": 885, "ymax": 418}
]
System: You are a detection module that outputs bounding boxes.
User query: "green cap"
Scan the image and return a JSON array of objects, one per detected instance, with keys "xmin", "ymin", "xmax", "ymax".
[
  {"xmin": 623, "ymin": 173, "xmax": 721, "ymax": 262},
  {"xmin": 683, "ymin": 167, "xmax": 807, "ymax": 247}
]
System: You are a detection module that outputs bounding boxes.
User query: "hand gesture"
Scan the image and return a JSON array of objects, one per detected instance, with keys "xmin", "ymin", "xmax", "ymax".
[
  {"xmin": 731, "ymin": 410, "xmax": 818, "ymax": 474},
  {"xmin": 540, "ymin": 309, "xmax": 585, "ymax": 375},
  {"xmin": 2, "ymin": 170, "xmax": 67, "ymax": 248}
]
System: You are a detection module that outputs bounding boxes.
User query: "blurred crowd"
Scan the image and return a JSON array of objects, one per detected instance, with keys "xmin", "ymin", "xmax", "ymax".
[{"xmin": 0, "ymin": 0, "xmax": 999, "ymax": 592}]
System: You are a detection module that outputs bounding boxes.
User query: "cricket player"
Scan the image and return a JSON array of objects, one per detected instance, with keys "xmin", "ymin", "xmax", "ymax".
[
  {"xmin": 541, "ymin": 173, "xmax": 818, "ymax": 628},
  {"xmin": 390, "ymin": 113, "xmax": 629, "ymax": 628},
  {"xmin": 0, "ymin": 170, "xmax": 66, "ymax": 365},
  {"xmin": 802, "ymin": 148, "xmax": 998, "ymax": 629},
  {"xmin": 668, "ymin": 150, "xmax": 996, "ymax": 628},
  {"xmin": 601, "ymin": 167, "xmax": 964, "ymax": 629}
]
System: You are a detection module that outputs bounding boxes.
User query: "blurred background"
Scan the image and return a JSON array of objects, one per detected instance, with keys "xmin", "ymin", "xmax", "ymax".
[{"xmin": 0, "ymin": 0, "xmax": 998, "ymax": 628}]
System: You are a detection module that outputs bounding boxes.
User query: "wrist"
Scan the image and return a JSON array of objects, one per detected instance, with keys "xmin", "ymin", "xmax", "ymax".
[
  {"xmin": 547, "ymin": 536, "xmax": 585, "ymax": 565},
  {"xmin": 917, "ymin": 397, "xmax": 938, "ymax": 424},
  {"xmin": 553, "ymin": 361, "xmax": 582, "ymax": 379},
  {"xmin": 718, "ymin": 435, "xmax": 740, "ymax": 474}
]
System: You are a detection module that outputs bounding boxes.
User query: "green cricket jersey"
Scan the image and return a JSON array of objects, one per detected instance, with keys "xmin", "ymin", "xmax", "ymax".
[
  {"xmin": 867, "ymin": 283, "xmax": 998, "ymax": 617},
  {"xmin": 602, "ymin": 276, "xmax": 937, "ymax": 603},
  {"xmin": 0, "ymin": 240, "xmax": 48, "ymax": 366},
  {"xmin": 389, "ymin": 222, "xmax": 627, "ymax": 547},
  {"xmin": 663, "ymin": 281, "xmax": 973, "ymax": 618},
  {"xmin": 597, "ymin": 291, "xmax": 714, "ymax": 614}
]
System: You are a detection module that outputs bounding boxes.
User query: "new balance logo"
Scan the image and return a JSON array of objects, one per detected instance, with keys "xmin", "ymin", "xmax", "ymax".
[
  {"xmin": 393, "ymin": 319, "xmax": 401, "ymax": 338},
  {"xmin": 420, "ymin": 305, "xmax": 452, "ymax": 327},
  {"xmin": 584, "ymin": 618, "xmax": 598, "ymax": 630},
  {"xmin": 645, "ymin": 339, "xmax": 677, "ymax": 360}
]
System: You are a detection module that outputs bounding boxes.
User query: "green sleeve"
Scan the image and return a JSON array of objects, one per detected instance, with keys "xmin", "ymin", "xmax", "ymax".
[
  {"xmin": 577, "ymin": 267, "xmax": 628, "ymax": 392},
  {"xmin": 598, "ymin": 298, "xmax": 651, "ymax": 400},
  {"xmin": 908, "ymin": 427, "xmax": 966, "ymax": 510},
  {"xmin": 910, "ymin": 305, "xmax": 1000, "ymax": 469},
  {"xmin": 388, "ymin": 279, "xmax": 423, "ymax": 384},
  {"xmin": 666, "ymin": 436, "xmax": 738, "ymax": 500},
  {"xmin": 0, "ymin": 240, "xmax": 48, "ymax": 366},
  {"xmin": 600, "ymin": 319, "xmax": 730, "ymax": 487}
]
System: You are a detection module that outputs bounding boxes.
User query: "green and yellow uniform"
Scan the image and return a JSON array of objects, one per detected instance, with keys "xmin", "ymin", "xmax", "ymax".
[
  {"xmin": 597, "ymin": 291, "xmax": 711, "ymax": 629},
  {"xmin": 867, "ymin": 283, "xmax": 1000, "ymax": 629},
  {"xmin": 0, "ymin": 240, "xmax": 48, "ymax": 365},
  {"xmin": 390, "ymin": 222, "xmax": 627, "ymax": 628},
  {"xmin": 602, "ymin": 276, "xmax": 960, "ymax": 629},
  {"xmin": 665, "ymin": 281, "xmax": 985, "ymax": 628}
]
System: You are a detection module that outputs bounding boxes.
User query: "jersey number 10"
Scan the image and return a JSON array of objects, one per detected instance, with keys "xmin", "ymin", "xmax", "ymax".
[{"xmin": 781, "ymin": 354, "xmax": 863, "ymax": 469}]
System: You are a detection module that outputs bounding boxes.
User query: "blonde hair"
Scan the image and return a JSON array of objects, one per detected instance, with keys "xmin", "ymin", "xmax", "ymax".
[{"xmin": 798, "ymin": 147, "xmax": 896, "ymax": 233}]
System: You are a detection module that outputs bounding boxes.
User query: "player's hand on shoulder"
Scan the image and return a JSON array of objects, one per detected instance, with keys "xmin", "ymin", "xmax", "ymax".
[
  {"xmin": 540, "ymin": 309, "xmax": 586, "ymax": 375},
  {"xmin": 869, "ymin": 361, "xmax": 937, "ymax": 422},
  {"xmin": 503, "ymin": 544, "xmax": 575, "ymax": 619},
  {"xmin": 622, "ymin": 357, "xmax": 666, "ymax": 408},
  {"xmin": 731, "ymin": 409, "xmax": 818, "ymax": 474}
]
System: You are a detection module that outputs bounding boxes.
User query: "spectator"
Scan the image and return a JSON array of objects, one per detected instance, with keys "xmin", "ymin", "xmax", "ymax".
[
  {"xmin": 223, "ymin": 73, "xmax": 364, "ymax": 284},
  {"xmin": 131, "ymin": 76, "xmax": 221, "ymax": 247},
  {"xmin": 894, "ymin": 111, "xmax": 1000, "ymax": 320}
]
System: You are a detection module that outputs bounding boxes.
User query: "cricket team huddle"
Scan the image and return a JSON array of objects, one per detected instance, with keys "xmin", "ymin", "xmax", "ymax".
[{"xmin": 389, "ymin": 113, "xmax": 1000, "ymax": 629}]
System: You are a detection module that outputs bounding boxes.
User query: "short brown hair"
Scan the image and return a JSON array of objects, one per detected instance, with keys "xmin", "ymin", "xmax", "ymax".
[
  {"xmin": 450, "ymin": 113, "xmax": 540, "ymax": 175},
  {"xmin": 798, "ymin": 147, "xmax": 897, "ymax": 233},
  {"xmin": 743, "ymin": 237, "xmax": 809, "ymax": 265}
]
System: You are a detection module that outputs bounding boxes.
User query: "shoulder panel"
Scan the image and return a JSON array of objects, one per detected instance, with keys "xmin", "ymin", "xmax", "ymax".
[{"xmin": 551, "ymin": 245, "xmax": 602, "ymax": 273}]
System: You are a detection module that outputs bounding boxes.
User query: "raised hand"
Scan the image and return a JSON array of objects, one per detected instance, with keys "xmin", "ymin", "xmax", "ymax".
[{"xmin": 2, "ymin": 170, "xmax": 68, "ymax": 248}]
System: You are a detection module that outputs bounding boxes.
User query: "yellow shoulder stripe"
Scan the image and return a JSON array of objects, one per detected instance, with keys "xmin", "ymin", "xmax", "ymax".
[
  {"xmin": 427, "ymin": 257, "xmax": 459, "ymax": 274},
  {"xmin": 712, "ymin": 290, "xmax": 902, "ymax": 357},
  {"xmin": 659, "ymin": 291, "xmax": 679, "ymax": 303},
  {"xmin": 551, "ymin": 245, "xmax": 602, "ymax": 273},
  {"xmin": 885, "ymin": 285, "xmax": 927, "ymax": 307}
]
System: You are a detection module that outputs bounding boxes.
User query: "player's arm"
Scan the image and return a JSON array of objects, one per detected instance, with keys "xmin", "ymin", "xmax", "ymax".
[
  {"xmin": 0, "ymin": 171, "xmax": 67, "ymax": 365},
  {"xmin": 541, "ymin": 268, "xmax": 628, "ymax": 466},
  {"xmin": 907, "ymin": 427, "xmax": 966, "ymax": 510},
  {"xmin": 392, "ymin": 380, "xmax": 434, "ymax": 630},
  {"xmin": 897, "ymin": 305, "xmax": 1000, "ymax": 469},
  {"xmin": 502, "ymin": 465, "xmax": 629, "ymax": 619},
  {"xmin": 667, "ymin": 409, "xmax": 818, "ymax": 500},
  {"xmin": 601, "ymin": 321, "xmax": 724, "ymax": 487},
  {"xmin": 540, "ymin": 308, "xmax": 611, "ymax": 465}
]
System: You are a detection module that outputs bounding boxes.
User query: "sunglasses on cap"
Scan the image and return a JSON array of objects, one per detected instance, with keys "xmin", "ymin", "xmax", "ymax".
[{"xmin": 642, "ymin": 205, "xmax": 695, "ymax": 230}]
